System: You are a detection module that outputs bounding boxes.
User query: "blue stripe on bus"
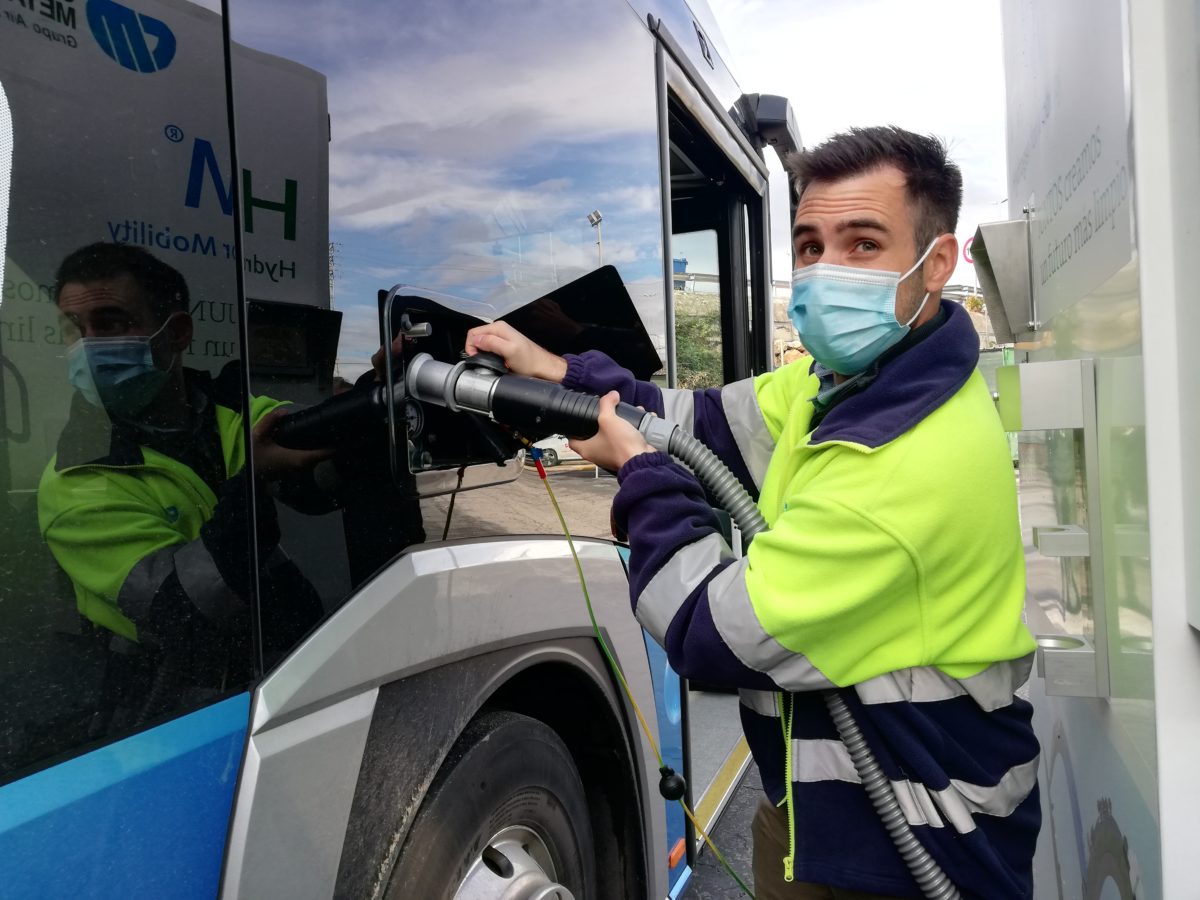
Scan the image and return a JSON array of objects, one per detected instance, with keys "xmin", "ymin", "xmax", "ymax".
[
  {"xmin": 0, "ymin": 693, "xmax": 251, "ymax": 899},
  {"xmin": 669, "ymin": 864, "xmax": 694, "ymax": 899},
  {"xmin": 621, "ymin": 543, "xmax": 691, "ymax": 894}
]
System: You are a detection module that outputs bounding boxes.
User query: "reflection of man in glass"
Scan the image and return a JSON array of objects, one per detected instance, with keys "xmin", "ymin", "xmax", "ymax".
[{"xmin": 38, "ymin": 242, "xmax": 325, "ymax": 731}]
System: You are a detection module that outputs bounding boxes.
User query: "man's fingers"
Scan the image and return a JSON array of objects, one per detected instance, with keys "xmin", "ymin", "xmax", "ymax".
[
  {"xmin": 468, "ymin": 331, "xmax": 501, "ymax": 354},
  {"xmin": 255, "ymin": 407, "xmax": 288, "ymax": 433},
  {"xmin": 466, "ymin": 322, "xmax": 512, "ymax": 350}
]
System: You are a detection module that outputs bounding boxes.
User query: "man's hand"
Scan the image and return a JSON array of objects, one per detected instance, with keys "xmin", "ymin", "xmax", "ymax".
[
  {"xmin": 464, "ymin": 322, "xmax": 568, "ymax": 383},
  {"xmin": 253, "ymin": 408, "xmax": 335, "ymax": 481},
  {"xmin": 569, "ymin": 392, "xmax": 654, "ymax": 472},
  {"xmin": 370, "ymin": 335, "xmax": 404, "ymax": 382}
]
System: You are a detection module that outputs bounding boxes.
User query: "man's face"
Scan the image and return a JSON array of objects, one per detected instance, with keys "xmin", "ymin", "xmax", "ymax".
[
  {"xmin": 57, "ymin": 273, "xmax": 188, "ymax": 369},
  {"xmin": 57, "ymin": 274, "xmax": 160, "ymax": 342},
  {"xmin": 792, "ymin": 164, "xmax": 930, "ymax": 322}
]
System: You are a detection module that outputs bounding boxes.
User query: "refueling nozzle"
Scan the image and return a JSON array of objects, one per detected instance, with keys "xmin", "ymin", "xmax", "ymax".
[{"xmin": 406, "ymin": 352, "xmax": 677, "ymax": 451}]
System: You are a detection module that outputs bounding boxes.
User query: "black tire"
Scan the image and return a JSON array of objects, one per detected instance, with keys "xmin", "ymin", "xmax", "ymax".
[
  {"xmin": 385, "ymin": 710, "xmax": 595, "ymax": 900},
  {"xmin": 542, "ymin": 448, "xmax": 560, "ymax": 467}
]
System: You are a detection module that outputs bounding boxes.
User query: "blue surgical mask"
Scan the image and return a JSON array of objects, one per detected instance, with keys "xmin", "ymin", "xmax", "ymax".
[
  {"xmin": 67, "ymin": 316, "xmax": 176, "ymax": 417},
  {"xmin": 789, "ymin": 238, "xmax": 940, "ymax": 375}
]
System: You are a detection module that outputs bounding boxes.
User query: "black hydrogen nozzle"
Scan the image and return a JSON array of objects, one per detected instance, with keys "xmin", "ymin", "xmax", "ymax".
[
  {"xmin": 271, "ymin": 384, "xmax": 388, "ymax": 450},
  {"xmin": 488, "ymin": 375, "xmax": 646, "ymax": 439}
]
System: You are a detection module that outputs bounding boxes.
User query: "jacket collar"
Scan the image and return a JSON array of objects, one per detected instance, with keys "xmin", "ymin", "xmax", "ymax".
[
  {"xmin": 808, "ymin": 300, "xmax": 979, "ymax": 449},
  {"xmin": 55, "ymin": 366, "xmax": 239, "ymax": 470}
]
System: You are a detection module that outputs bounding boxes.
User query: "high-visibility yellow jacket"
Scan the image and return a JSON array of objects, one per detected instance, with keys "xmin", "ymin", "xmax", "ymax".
[
  {"xmin": 38, "ymin": 369, "xmax": 281, "ymax": 643},
  {"xmin": 565, "ymin": 301, "xmax": 1040, "ymax": 897}
]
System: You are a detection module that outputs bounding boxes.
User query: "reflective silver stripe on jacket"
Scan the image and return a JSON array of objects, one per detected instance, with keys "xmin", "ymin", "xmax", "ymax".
[
  {"xmin": 854, "ymin": 655, "xmax": 1034, "ymax": 712},
  {"xmin": 790, "ymin": 738, "xmax": 1039, "ymax": 834},
  {"xmin": 718, "ymin": 378, "xmax": 774, "ymax": 489},
  {"xmin": 708, "ymin": 560, "xmax": 835, "ymax": 690},
  {"xmin": 173, "ymin": 538, "xmax": 243, "ymax": 621},
  {"xmin": 634, "ymin": 532, "xmax": 732, "ymax": 641},
  {"xmin": 660, "ymin": 388, "xmax": 696, "ymax": 432},
  {"xmin": 738, "ymin": 688, "xmax": 780, "ymax": 717},
  {"xmin": 740, "ymin": 658, "xmax": 1032, "ymax": 718}
]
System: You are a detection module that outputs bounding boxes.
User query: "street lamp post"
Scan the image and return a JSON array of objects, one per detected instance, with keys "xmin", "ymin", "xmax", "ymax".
[
  {"xmin": 587, "ymin": 209, "xmax": 603, "ymax": 266},
  {"xmin": 585, "ymin": 210, "xmax": 604, "ymax": 479}
]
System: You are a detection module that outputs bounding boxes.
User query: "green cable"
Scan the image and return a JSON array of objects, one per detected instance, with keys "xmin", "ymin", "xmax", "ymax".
[{"xmin": 535, "ymin": 462, "xmax": 755, "ymax": 899}]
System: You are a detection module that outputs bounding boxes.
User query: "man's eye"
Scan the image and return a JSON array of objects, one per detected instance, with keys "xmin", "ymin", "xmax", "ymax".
[
  {"xmin": 856, "ymin": 240, "xmax": 879, "ymax": 252},
  {"xmin": 797, "ymin": 243, "xmax": 821, "ymax": 257},
  {"xmin": 97, "ymin": 318, "xmax": 135, "ymax": 334}
]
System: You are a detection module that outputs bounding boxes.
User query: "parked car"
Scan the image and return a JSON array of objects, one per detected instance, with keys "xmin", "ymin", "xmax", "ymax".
[{"xmin": 526, "ymin": 435, "xmax": 583, "ymax": 467}]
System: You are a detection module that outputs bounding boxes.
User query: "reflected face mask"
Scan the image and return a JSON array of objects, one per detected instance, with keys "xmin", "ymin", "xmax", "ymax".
[
  {"xmin": 788, "ymin": 238, "xmax": 939, "ymax": 375},
  {"xmin": 67, "ymin": 317, "xmax": 175, "ymax": 417}
]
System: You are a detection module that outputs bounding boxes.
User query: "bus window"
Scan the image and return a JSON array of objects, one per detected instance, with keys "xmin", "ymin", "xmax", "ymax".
[
  {"xmin": 672, "ymin": 230, "xmax": 725, "ymax": 389},
  {"xmin": 0, "ymin": 2, "xmax": 251, "ymax": 781},
  {"xmin": 228, "ymin": 0, "xmax": 666, "ymax": 654},
  {"xmin": 666, "ymin": 95, "xmax": 764, "ymax": 385}
]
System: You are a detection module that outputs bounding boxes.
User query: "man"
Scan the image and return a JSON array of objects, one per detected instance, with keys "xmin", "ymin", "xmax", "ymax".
[
  {"xmin": 39, "ymin": 242, "xmax": 327, "ymax": 732},
  {"xmin": 466, "ymin": 127, "xmax": 1040, "ymax": 898}
]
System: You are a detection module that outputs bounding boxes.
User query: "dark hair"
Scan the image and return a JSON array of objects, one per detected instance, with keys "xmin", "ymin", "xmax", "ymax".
[
  {"xmin": 53, "ymin": 242, "xmax": 189, "ymax": 323},
  {"xmin": 785, "ymin": 126, "xmax": 963, "ymax": 251}
]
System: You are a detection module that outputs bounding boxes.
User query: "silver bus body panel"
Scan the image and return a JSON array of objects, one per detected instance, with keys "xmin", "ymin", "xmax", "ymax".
[
  {"xmin": 222, "ymin": 537, "xmax": 665, "ymax": 898},
  {"xmin": 222, "ymin": 689, "xmax": 379, "ymax": 900}
]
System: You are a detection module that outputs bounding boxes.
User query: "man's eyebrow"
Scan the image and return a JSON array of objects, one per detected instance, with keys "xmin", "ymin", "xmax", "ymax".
[
  {"xmin": 837, "ymin": 217, "xmax": 890, "ymax": 233},
  {"xmin": 792, "ymin": 218, "xmax": 891, "ymax": 240}
]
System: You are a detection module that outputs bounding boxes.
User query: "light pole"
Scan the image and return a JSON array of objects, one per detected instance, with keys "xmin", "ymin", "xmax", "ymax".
[
  {"xmin": 587, "ymin": 209, "xmax": 603, "ymax": 266},
  {"xmin": 585, "ymin": 209, "xmax": 604, "ymax": 479}
]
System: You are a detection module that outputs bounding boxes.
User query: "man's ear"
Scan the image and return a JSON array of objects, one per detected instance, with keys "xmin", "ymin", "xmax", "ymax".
[{"xmin": 923, "ymin": 234, "xmax": 958, "ymax": 296}]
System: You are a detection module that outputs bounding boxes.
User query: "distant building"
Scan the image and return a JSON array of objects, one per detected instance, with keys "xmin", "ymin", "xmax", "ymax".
[{"xmin": 672, "ymin": 257, "xmax": 688, "ymax": 291}]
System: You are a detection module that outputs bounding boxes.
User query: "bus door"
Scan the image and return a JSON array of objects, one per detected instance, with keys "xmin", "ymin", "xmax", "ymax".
[{"xmin": 649, "ymin": 10, "xmax": 796, "ymax": 865}]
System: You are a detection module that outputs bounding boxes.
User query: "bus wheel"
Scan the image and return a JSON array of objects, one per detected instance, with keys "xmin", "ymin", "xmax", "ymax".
[{"xmin": 385, "ymin": 710, "xmax": 595, "ymax": 900}]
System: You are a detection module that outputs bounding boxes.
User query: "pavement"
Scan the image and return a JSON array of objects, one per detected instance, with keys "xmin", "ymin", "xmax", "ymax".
[
  {"xmin": 681, "ymin": 764, "xmax": 762, "ymax": 899},
  {"xmin": 420, "ymin": 465, "xmax": 617, "ymax": 541}
]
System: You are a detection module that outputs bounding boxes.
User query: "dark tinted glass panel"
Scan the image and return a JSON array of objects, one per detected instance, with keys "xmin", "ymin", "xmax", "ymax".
[
  {"xmin": 0, "ymin": 0, "xmax": 251, "ymax": 779},
  {"xmin": 228, "ymin": 0, "xmax": 667, "ymax": 652}
]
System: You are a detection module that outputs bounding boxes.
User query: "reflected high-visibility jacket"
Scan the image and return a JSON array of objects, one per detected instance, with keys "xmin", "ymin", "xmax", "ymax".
[
  {"xmin": 37, "ymin": 368, "xmax": 297, "ymax": 651},
  {"xmin": 565, "ymin": 301, "xmax": 1040, "ymax": 898}
]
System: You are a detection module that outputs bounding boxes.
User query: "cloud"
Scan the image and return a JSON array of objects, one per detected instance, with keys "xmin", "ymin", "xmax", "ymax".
[
  {"xmin": 233, "ymin": 1, "xmax": 672, "ymax": 320},
  {"xmin": 708, "ymin": 0, "xmax": 1009, "ymax": 283}
]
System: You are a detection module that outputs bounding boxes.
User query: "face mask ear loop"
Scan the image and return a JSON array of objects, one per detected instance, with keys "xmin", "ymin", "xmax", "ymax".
[
  {"xmin": 899, "ymin": 235, "xmax": 942, "ymax": 282},
  {"xmin": 898, "ymin": 236, "xmax": 942, "ymax": 328},
  {"xmin": 903, "ymin": 291, "xmax": 932, "ymax": 328},
  {"xmin": 150, "ymin": 313, "xmax": 183, "ymax": 373},
  {"xmin": 148, "ymin": 312, "xmax": 181, "ymax": 343}
]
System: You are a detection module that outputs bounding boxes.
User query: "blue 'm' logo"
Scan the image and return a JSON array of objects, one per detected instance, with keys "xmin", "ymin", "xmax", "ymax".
[{"xmin": 86, "ymin": 0, "xmax": 176, "ymax": 73}]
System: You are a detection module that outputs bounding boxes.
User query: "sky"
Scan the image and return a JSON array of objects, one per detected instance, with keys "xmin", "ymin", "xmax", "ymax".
[
  {"xmin": 703, "ymin": 0, "xmax": 1010, "ymax": 287},
  {"xmin": 218, "ymin": 0, "xmax": 1012, "ymax": 378}
]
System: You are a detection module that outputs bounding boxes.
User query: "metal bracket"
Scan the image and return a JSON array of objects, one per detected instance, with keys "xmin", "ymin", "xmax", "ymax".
[
  {"xmin": 1035, "ymin": 635, "xmax": 1100, "ymax": 697},
  {"xmin": 1033, "ymin": 524, "xmax": 1090, "ymax": 557}
]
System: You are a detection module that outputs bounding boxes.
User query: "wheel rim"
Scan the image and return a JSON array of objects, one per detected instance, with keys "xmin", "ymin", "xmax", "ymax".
[{"xmin": 453, "ymin": 825, "xmax": 575, "ymax": 900}]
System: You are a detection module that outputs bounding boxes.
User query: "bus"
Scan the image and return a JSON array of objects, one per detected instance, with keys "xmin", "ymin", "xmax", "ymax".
[{"xmin": 0, "ymin": 0, "xmax": 797, "ymax": 896}]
